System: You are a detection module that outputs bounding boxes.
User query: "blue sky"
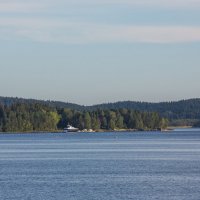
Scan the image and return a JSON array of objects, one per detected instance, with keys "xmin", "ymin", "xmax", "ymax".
[{"xmin": 0, "ymin": 0, "xmax": 200, "ymax": 105}]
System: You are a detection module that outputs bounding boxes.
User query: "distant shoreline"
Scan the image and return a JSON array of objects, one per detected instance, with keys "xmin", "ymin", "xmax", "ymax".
[
  {"xmin": 0, "ymin": 126, "xmax": 198, "ymax": 135},
  {"xmin": 0, "ymin": 128, "xmax": 172, "ymax": 134}
]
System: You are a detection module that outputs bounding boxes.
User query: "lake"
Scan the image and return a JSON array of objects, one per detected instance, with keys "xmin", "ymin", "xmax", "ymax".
[{"xmin": 0, "ymin": 129, "xmax": 200, "ymax": 200}]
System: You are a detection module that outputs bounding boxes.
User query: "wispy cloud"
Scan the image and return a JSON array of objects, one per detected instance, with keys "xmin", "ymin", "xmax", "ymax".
[
  {"xmin": 0, "ymin": 0, "xmax": 200, "ymax": 13},
  {"xmin": 0, "ymin": 18, "xmax": 200, "ymax": 44},
  {"xmin": 0, "ymin": 2, "xmax": 45, "ymax": 13},
  {"xmin": 0, "ymin": 0, "xmax": 199, "ymax": 44}
]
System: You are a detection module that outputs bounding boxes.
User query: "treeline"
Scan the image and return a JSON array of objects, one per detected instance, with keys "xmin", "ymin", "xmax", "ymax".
[
  {"xmin": 88, "ymin": 99, "xmax": 200, "ymax": 120},
  {"xmin": 0, "ymin": 103, "xmax": 60, "ymax": 132},
  {"xmin": 58, "ymin": 108, "xmax": 168, "ymax": 131},
  {"xmin": 0, "ymin": 103, "xmax": 168, "ymax": 132},
  {"xmin": 0, "ymin": 96, "xmax": 84, "ymax": 110},
  {"xmin": 1, "ymin": 97, "xmax": 200, "ymax": 121}
]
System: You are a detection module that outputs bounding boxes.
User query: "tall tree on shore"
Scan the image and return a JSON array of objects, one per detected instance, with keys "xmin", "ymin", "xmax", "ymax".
[
  {"xmin": 116, "ymin": 115, "xmax": 124, "ymax": 129},
  {"xmin": 84, "ymin": 112, "xmax": 92, "ymax": 129},
  {"xmin": 0, "ymin": 105, "xmax": 5, "ymax": 131}
]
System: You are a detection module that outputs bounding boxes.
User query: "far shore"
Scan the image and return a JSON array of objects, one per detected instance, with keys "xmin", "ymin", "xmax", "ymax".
[
  {"xmin": 0, "ymin": 128, "xmax": 172, "ymax": 134},
  {"xmin": 0, "ymin": 126, "xmax": 198, "ymax": 134}
]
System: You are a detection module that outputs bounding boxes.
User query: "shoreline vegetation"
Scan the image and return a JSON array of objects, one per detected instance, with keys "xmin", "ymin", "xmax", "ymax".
[
  {"xmin": 0, "ymin": 128, "xmax": 173, "ymax": 134},
  {"xmin": 0, "ymin": 102, "xmax": 168, "ymax": 133},
  {"xmin": 1, "ymin": 126, "xmax": 195, "ymax": 134},
  {"xmin": 0, "ymin": 96, "xmax": 200, "ymax": 133}
]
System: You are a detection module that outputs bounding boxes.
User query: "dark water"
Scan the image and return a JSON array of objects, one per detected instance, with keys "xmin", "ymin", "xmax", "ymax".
[{"xmin": 1, "ymin": 129, "xmax": 200, "ymax": 200}]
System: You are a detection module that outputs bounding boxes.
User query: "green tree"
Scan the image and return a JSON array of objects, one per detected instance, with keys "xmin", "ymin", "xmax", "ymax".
[
  {"xmin": 92, "ymin": 116, "xmax": 100, "ymax": 130},
  {"xmin": 77, "ymin": 115, "xmax": 84, "ymax": 129},
  {"xmin": 159, "ymin": 118, "xmax": 169, "ymax": 129},
  {"xmin": 0, "ymin": 105, "xmax": 6, "ymax": 132},
  {"xmin": 5, "ymin": 111, "xmax": 18, "ymax": 132},
  {"xmin": 109, "ymin": 119, "xmax": 115, "ymax": 130},
  {"xmin": 48, "ymin": 111, "xmax": 61, "ymax": 130},
  {"xmin": 84, "ymin": 112, "xmax": 91, "ymax": 129},
  {"xmin": 116, "ymin": 115, "xmax": 124, "ymax": 129},
  {"xmin": 101, "ymin": 116, "xmax": 108, "ymax": 129}
]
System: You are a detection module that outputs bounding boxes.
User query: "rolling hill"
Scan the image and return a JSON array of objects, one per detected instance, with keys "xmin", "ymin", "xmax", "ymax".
[{"xmin": 1, "ymin": 96, "xmax": 200, "ymax": 122}]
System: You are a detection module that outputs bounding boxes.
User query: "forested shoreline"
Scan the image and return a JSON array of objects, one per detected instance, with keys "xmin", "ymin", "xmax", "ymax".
[
  {"xmin": 1, "ymin": 97, "xmax": 200, "ymax": 126},
  {"xmin": 0, "ymin": 103, "xmax": 168, "ymax": 132}
]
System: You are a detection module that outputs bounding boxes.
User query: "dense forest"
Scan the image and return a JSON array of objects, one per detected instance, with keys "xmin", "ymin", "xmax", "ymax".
[
  {"xmin": 1, "ymin": 97, "xmax": 200, "ymax": 120},
  {"xmin": 89, "ymin": 99, "xmax": 200, "ymax": 120},
  {"xmin": 0, "ymin": 103, "xmax": 168, "ymax": 132},
  {"xmin": 0, "ymin": 103, "xmax": 60, "ymax": 132},
  {"xmin": 0, "ymin": 96, "xmax": 83, "ymax": 110}
]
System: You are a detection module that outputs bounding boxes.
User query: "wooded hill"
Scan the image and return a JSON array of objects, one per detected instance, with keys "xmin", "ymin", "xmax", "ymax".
[
  {"xmin": 89, "ymin": 99, "xmax": 200, "ymax": 119},
  {"xmin": 1, "ymin": 96, "xmax": 200, "ymax": 132},
  {"xmin": 1, "ymin": 96, "xmax": 200, "ymax": 120},
  {"xmin": 0, "ymin": 96, "xmax": 83, "ymax": 110}
]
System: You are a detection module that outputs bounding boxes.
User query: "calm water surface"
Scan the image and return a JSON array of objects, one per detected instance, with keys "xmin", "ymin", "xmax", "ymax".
[{"xmin": 0, "ymin": 129, "xmax": 200, "ymax": 200}]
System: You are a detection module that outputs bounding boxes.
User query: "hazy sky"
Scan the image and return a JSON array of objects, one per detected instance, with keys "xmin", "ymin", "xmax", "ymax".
[{"xmin": 0, "ymin": 0, "xmax": 200, "ymax": 105}]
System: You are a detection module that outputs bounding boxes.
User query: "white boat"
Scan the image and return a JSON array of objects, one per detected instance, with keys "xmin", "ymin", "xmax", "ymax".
[{"xmin": 64, "ymin": 125, "xmax": 79, "ymax": 132}]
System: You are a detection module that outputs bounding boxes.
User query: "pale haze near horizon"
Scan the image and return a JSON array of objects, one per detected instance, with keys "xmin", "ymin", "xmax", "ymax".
[{"xmin": 0, "ymin": 0, "xmax": 200, "ymax": 105}]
